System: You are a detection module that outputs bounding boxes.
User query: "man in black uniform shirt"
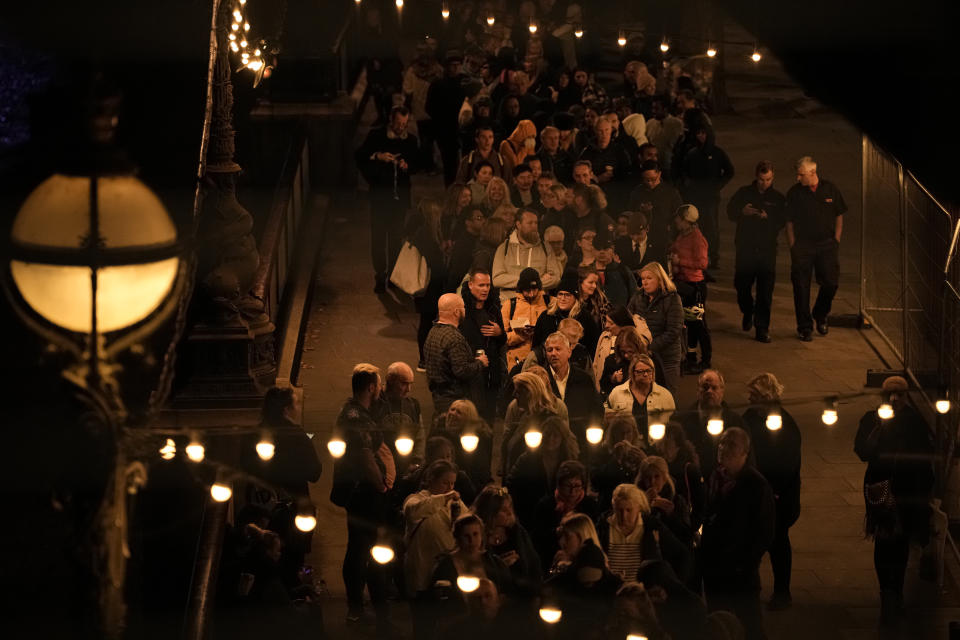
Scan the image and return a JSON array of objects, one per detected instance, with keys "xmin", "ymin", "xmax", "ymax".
[
  {"xmin": 727, "ymin": 161, "xmax": 786, "ymax": 343},
  {"xmin": 785, "ymin": 156, "xmax": 846, "ymax": 341}
]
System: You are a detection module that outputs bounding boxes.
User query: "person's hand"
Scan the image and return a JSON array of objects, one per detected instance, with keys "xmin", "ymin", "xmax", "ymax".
[
  {"xmin": 477, "ymin": 354, "xmax": 490, "ymax": 367},
  {"xmin": 499, "ymin": 550, "xmax": 519, "ymax": 566},
  {"xmin": 742, "ymin": 204, "xmax": 759, "ymax": 216},
  {"xmin": 639, "ymin": 202, "xmax": 653, "ymax": 213},
  {"xmin": 481, "ymin": 321, "xmax": 503, "ymax": 337},
  {"xmin": 376, "ymin": 152, "xmax": 395, "ymax": 163},
  {"xmin": 397, "ymin": 158, "xmax": 409, "ymax": 171},
  {"xmin": 444, "ymin": 490, "xmax": 461, "ymax": 503},
  {"xmin": 549, "ymin": 86, "xmax": 558, "ymax": 103},
  {"xmin": 758, "ymin": 210, "xmax": 768, "ymax": 219},
  {"xmin": 644, "ymin": 486, "xmax": 658, "ymax": 503},
  {"xmin": 651, "ymin": 497, "xmax": 675, "ymax": 515},
  {"xmin": 611, "ymin": 370, "xmax": 624, "ymax": 384}
]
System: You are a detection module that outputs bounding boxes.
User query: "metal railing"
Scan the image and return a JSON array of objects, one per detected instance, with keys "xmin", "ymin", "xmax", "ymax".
[{"xmin": 860, "ymin": 135, "xmax": 960, "ymax": 491}]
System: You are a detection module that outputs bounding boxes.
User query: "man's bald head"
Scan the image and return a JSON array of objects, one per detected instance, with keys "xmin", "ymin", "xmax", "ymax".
[{"xmin": 438, "ymin": 293, "xmax": 466, "ymax": 325}]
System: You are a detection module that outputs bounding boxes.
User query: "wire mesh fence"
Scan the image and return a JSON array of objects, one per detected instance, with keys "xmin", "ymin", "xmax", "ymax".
[{"xmin": 861, "ymin": 136, "xmax": 960, "ymax": 492}]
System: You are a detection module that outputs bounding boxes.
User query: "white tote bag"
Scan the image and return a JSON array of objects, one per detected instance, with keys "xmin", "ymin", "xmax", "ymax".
[{"xmin": 390, "ymin": 241, "xmax": 430, "ymax": 296}]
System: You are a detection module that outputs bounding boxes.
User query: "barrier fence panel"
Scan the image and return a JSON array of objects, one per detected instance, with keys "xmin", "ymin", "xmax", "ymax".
[{"xmin": 861, "ymin": 136, "xmax": 960, "ymax": 494}]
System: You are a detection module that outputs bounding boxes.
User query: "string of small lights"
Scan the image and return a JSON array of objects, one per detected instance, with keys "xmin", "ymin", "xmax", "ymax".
[{"xmin": 227, "ymin": 0, "xmax": 268, "ymax": 83}]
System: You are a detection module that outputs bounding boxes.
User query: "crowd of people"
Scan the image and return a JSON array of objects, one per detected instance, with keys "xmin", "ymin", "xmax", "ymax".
[{"xmin": 340, "ymin": 2, "xmax": 932, "ymax": 639}]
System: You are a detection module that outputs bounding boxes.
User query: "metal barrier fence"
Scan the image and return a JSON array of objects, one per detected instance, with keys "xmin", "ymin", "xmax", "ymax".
[{"xmin": 861, "ymin": 135, "xmax": 960, "ymax": 490}]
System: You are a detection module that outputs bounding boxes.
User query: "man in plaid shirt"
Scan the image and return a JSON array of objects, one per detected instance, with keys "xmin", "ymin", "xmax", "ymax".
[{"xmin": 423, "ymin": 293, "xmax": 489, "ymax": 418}]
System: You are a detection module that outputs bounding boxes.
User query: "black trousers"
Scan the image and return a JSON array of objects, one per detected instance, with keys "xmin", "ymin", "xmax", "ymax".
[
  {"xmin": 677, "ymin": 280, "xmax": 712, "ymax": 366},
  {"xmin": 874, "ymin": 533, "xmax": 911, "ymax": 595},
  {"xmin": 735, "ymin": 251, "xmax": 776, "ymax": 333},
  {"xmin": 370, "ymin": 190, "xmax": 407, "ymax": 281},
  {"xmin": 790, "ymin": 239, "xmax": 839, "ymax": 333},
  {"xmin": 342, "ymin": 513, "xmax": 390, "ymax": 619},
  {"xmin": 769, "ymin": 519, "xmax": 793, "ymax": 595}
]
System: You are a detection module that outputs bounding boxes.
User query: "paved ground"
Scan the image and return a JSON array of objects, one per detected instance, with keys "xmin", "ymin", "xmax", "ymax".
[{"xmin": 294, "ymin": 27, "xmax": 960, "ymax": 640}]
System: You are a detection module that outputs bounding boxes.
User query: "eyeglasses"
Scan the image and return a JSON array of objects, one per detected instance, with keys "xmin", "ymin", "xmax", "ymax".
[
  {"xmin": 556, "ymin": 291, "xmax": 575, "ymax": 298},
  {"xmin": 633, "ymin": 368, "xmax": 654, "ymax": 376},
  {"xmin": 559, "ymin": 482, "xmax": 584, "ymax": 491}
]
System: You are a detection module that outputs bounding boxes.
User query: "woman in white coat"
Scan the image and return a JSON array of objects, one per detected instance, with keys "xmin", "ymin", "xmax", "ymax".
[{"xmin": 606, "ymin": 354, "xmax": 675, "ymax": 439}]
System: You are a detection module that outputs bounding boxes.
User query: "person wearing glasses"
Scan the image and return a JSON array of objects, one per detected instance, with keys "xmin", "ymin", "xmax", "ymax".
[
  {"xmin": 605, "ymin": 354, "xmax": 676, "ymax": 434},
  {"xmin": 532, "ymin": 460, "xmax": 601, "ymax": 570}
]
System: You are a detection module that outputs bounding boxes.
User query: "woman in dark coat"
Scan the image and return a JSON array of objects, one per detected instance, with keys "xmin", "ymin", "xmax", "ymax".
[
  {"xmin": 531, "ymin": 460, "xmax": 601, "ymax": 570},
  {"xmin": 627, "ymin": 262, "xmax": 684, "ymax": 396},
  {"xmin": 472, "ymin": 485, "xmax": 542, "ymax": 597},
  {"xmin": 409, "ymin": 198, "xmax": 449, "ymax": 367},
  {"xmin": 742, "ymin": 373, "xmax": 801, "ymax": 610},
  {"xmin": 505, "ymin": 415, "xmax": 580, "ymax": 529},
  {"xmin": 654, "ymin": 421, "xmax": 705, "ymax": 534},
  {"xmin": 854, "ymin": 375, "xmax": 935, "ymax": 627}
]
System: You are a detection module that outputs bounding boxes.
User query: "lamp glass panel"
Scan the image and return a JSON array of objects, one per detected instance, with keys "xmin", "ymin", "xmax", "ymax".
[{"xmin": 11, "ymin": 257, "xmax": 178, "ymax": 333}]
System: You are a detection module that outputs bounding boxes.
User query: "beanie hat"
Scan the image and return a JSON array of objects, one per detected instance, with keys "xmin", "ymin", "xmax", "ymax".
[
  {"xmin": 677, "ymin": 204, "xmax": 699, "ymax": 223},
  {"xmin": 607, "ymin": 305, "xmax": 633, "ymax": 328},
  {"xmin": 517, "ymin": 267, "xmax": 542, "ymax": 291},
  {"xmin": 556, "ymin": 270, "xmax": 579, "ymax": 295},
  {"xmin": 882, "ymin": 376, "xmax": 909, "ymax": 392}
]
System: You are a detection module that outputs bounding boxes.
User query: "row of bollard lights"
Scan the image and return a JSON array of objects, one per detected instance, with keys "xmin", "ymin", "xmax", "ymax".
[{"xmin": 156, "ymin": 434, "xmax": 318, "ymax": 532}]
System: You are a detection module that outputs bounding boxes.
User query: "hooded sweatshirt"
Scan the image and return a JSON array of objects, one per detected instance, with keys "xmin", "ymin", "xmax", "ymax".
[
  {"xmin": 499, "ymin": 119, "xmax": 538, "ymax": 176},
  {"xmin": 501, "ymin": 290, "xmax": 549, "ymax": 365},
  {"xmin": 492, "ymin": 230, "xmax": 562, "ymax": 300},
  {"xmin": 622, "ymin": 113, "xmax": 648, "ymax": 146}
]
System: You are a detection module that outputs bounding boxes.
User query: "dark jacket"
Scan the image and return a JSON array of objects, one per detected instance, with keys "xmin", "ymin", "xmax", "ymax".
[
  {"xmin": 410, "ymin": 225, "xmax": 448, "ymax": 310},
  {"xmin": 675, "ymin": 142, "xmax": 735, "ymax": 203},
  {"xmin": 675, "ymin": 402, "xmax": 745, "ymax": 480},
  {"xmin": 668, "ymin": 451, "xmax": 706, "ymax": 533},
  {"xmin": 743, "ymin": 405, "xmax": 801, "ymax": 528},
  {"xmin": 627, "ymin": 182, "xmax": 683, "ymax": 255},
  {"xmin": 545, "ymin": 365, "xmax": 603, "ymax": 450},
  {"xmin": 615, "ymin": 235, "xmax": 665, "ymax": 275},
  {"xmin": 598, "ymin": 261, "xmax": 637, "ymax": 308},
  {"xmin": 854, "ymin": 403, "xmax": 934, "ymax": 542},
  {"xmin": 445, "ymin": 228, "xmax": 480, "ymax": 292},
  {"xmin": 426, "ymin": 74, "xmax": 466, "ymax": 135},
  {"xmin": 726, "ymin": 182, "xmax": 787, "ymax": 261},
  {"xmin": 486, "ymin": 522, "xmax": 542, "ymax": 597},
  {"xmin": 458, "ymin": 281, "xmax": 508, "ymax": 356},
  {"xmin": 533, "ymin": 494, "xmax": 601, "ymax": 569},
  {"xmin": 701, "ymin": 465, "xmax": 775, "ymax": 593},
  {"xmin": 626, "ymin": 290, "xmax": 684, "ymax": 368},
  {"xmin": 355, "ymin": 127, "xmax": 419, "ymax": 192},
  {"xmin": 537, "ymin": 146, "xmax": 575, "ymax": 184}
]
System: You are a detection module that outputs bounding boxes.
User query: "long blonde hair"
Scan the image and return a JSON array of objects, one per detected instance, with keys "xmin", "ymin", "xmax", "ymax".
[
  {"xmin": 639, "ymin": 261, "xmax": 677, "ymax": 294},
  {"xmin": 558, "ymin": 512, "xmax": 605, "ymax": 556},
  {"xmin": 611, "ymin": 483, "xmax": 651, "ymax": 515},
  {"xmin": 513, "ymin": 372, "xmax": 563, "ymax": 416},
  {"xmin": 484, "ymin": 177, "xmax": 510, "ymax": 210},
  {"xmin": 638, "ymin": 456, "xmax": 676, "ymax": 499},
  {"xmin": 578, "ymin": 265, "xmax": 610, "ymax": 325},
  {"xmin": 417, "ymin": 197, "xmax": 444, "ymax": 246}
]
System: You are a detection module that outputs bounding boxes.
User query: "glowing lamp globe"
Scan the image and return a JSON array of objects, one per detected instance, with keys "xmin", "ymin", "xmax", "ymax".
[
  {"xmin": 539, "ymin": 607, "xmax": 562, "ymax": 624},
  {"xmin": 706, "ymin": 47, "xmax": 717, "ymax": 58},
  {"xmin": 877, "ymin": 403, "xmax": 894, "ymax": 420},
  {"xmin": 256, "ymin": 440, "xmax": 275, "ymax": 460},
  {"xmin": 524, "ymin": 429, "xmax": 543, "ymax": 448},
  {"xmin": 186, "ymin": 442, "xmax": 206, "ymax": 462},
  {"xmin": 660, "ymin": 40, "xmax": 670, "ymax": 53},
  {"xmin": 751, "ymin": 50, "xmax": 762, "ymax": 62},
  {"xmin": 627, "ymin": 635, "xmax": 649, "ymax": 640},
  {"xmin": 395, "ymin": 436, "xmax": 414, "ymax": 456},
  {"xmin": 529, "ymin": 22, "xmax": 538, "ymax": 34},
  {"xmin": 9, "ymin": 174, "xmax": 180, "ymax": 335},
  {"xmin": 486, "ymin": 15, "xmax": 495, "ymax": 26},
  {"xmin": 371, "ymin": 544, "xmax": 395, "ymax": 564},
  {"xmin": 649, "ymin": 421, "xmax": 665, "ymax": 441},
  {"xmin": 574, "ymin": 27, "xmax": 584, "ymax": 39},
  {"xmin": 822, "ymin": 409, "xmax": 838, "ymax": 425},
  {"xmin": 765, "ymin": 413, "xmax": 782, "ymax": 431},
  {"xmin": 210, "ymin": 483, "xmax": 233, "ymax": 502},
  {"xmin": 936, "ymin": 399, "xmax": 950, "ymax": 414},
  {"xmin": 460, "ymin": 434, "xmax": 479, "ymax": 452},
  {"xmin": 586, "ymin": 426, "xmax": 604, "ymax": 444},
  {"xmin": 295, "ymin": 515, "xmax": 317, "ymax": 532},
  {"xmin": 442, "ymin": 8, "xmax": 450, "ymax": 19},
  {"xmin": 457, "ymin": 575, "xmax": 480, "ymax": 592},
  {"xmin": 159, "ymin": 438, "xmax": 177, "ymax": 460},
  {"xmin": 707, "ymin": 419, "xmax": 724, "ymax": 436},
  {"xmin": 327, "ymin": 438, "xmax": 346, "ymax": 458},
  {"xmin": 617, "ymin": 35, "xmax": 627, "ymax": 47}
]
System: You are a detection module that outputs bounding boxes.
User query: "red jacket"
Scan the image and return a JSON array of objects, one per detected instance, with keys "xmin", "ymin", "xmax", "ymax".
[{"xmin": 670, "ymin": 228, "xmax": 709, "ymax": 283}]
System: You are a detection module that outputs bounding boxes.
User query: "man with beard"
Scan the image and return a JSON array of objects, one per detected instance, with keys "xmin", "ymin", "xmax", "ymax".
[{"xmin": 492, "ymin": 208, "xmax": 562, "ymax": 301}]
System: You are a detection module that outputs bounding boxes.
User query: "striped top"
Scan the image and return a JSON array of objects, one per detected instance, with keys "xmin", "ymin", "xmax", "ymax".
[{"xmin": 606, "ymin": 519, "xmax": 646, "ymax": 581}]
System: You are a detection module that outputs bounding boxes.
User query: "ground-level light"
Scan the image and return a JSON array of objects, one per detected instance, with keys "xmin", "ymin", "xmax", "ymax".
[
  {"xmin": 457, "ymin": 575, "xmax": 480, "ymax": 592},
  {"xmin": 586, "ymin": 426, "xmax": 604, "ymax": 444},
  {"xmin": 371, "ymin": 544, "xmax": 395, "ymax": 564},
  {"xmin": 525, "ymin": 429, "xmax": 542, "ymax": 448},
  {"xmin": 706, "ymin": 418, "xmax": 724, "ymax": 436},
  {"xmin": 327, "ymin": 437, "xmax": 346, "ymax": 458}
]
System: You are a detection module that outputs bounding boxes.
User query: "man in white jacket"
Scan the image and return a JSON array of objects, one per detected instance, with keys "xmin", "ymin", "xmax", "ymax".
[{"xmin": 492, "ymin": 208, "xmax": 561, "ymax": 301}]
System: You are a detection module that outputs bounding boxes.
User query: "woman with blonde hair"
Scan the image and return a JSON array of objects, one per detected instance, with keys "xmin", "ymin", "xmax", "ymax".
[
  {"xmin": 627, "ymin": 262, "xmax": 684, "ymax": 395},
  {"xmin": 599, "ymin": 326, "xmax": 648, "ymax": 395},
  {"xmin": 742, "ymin": 372, "xmax": 801, "ymax": 610},
  {"xmin": 638, "ymin": 456, "xmax": 693, "ymax": 545},
  {"xmin": 606, "ymin": 354, "xmax": 675, "ymax": 431},
  {"xmin": 501, "ymin": 371, "xmax": 568, "ymax": 475},
  {"xmin": 489, "ymin": 201, "xmax": 518, "ymax": 227},
  {"xmin": 482, "ymin": 176, "xmax": 510, "ymax": 214},
  {"xmin": 595, "ymin": 483, "xmax": 661, "ymax": 582}
]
